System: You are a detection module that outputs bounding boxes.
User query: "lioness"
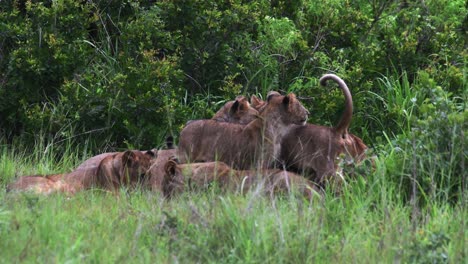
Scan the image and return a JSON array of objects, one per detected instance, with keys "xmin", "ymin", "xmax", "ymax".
[
  {"xmin": 6, "ymin": 151, "xmax": 121, "ymax": 195},
  {"xmin": 251, "ymin": 74, "xmax": 368, "ymax": 183},
  {"xmin": 212, "ymin": 95, "xmax": 259, "ymax": 124},
  {"xmin": 250, "ymin": 91, "xmax": 280, "ymax": 112},
  {"xmin": 178, "ymin": 92, "xmax": 309, "ymax": 169},
  {"xmin": 7, "ymin": 150, "xmax": 156, "ymax": 195},
  {"xmin": 146, "ymin": 97, "xmax": 258, "ymax": 192},
  {"xmin": 162, "ymin": 158, "xmax": 319, "ymax": 199},
  {"xmin": 93, "ymin": 150, "xmax": 155, "ymax": 191},
  {"xmin": 6, "ymin": 174, "xmax": 71, "ymax": 195},
  {"xmin": 147, "ymin": 148, "xmax": 177, "ymax": 192},
  {"xmin": 75, "ymin": 152, "xmax": 118, "ymax": 171}
]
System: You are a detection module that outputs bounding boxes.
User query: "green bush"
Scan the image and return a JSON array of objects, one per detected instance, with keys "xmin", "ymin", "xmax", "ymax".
[
  {"xmin": 381, "ymin": 71, "xmax": 466, "ymax": 204},
  {"xmin": 0, "ymin": 0, "xmax": 466, "ymax": 153},
  {"xmin": 0, "ymin": 0, "xmax": 93, "ymax": 137}
]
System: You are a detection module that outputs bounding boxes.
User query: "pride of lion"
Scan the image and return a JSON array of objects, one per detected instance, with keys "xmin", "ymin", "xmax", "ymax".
[{"xmin": 7, "ymin": 74, "xmax": 369, "ymax": 199}]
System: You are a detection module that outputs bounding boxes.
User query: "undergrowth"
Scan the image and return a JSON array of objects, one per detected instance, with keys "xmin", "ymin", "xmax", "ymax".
[{"xmin": 0, "ymin": 132, "xmax": 466, "ymax": 263}]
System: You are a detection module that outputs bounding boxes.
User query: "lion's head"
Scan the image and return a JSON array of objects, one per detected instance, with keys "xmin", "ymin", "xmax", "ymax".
[{"xmin": 212, "ymin": 95, "xmax": 259, "ymax": 125}]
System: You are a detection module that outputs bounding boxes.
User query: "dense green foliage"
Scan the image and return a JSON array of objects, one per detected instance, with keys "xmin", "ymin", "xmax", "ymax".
[
  {"xmin": 1, "ymin": 0, "xmax": 466, "ymax": 200},
  {"xmin": 1, "ymin": 0, "xmax": 466, "ymax": 145},
  {"xmin": 0, "ymin": 1, "xmax": 466, "ymax": 262}
]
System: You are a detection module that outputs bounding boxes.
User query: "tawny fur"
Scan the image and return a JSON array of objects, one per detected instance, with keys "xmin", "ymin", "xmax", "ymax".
[
  {"xmin": 177, "ymin": 92, "xmax": 309, "ymax": 169},
  {"xmin": 147, "ymin": 148, "xmax": 177, "ymax": 192},
  {"xmin": 147, "ymin": 97, "xmax": 258, "ymax": 192},
  {"xmin": 212, "ymin": 95, "xmax": 259, "ymax": 125},
  {"xmin": 6, "ymin": 174, "xmax": 68, "ymax": 195},
  {"xmin": 251, "ymin": 74, "xmax": 368, "ymax": 183},
  {"xmin": 7, "ymin": 150, "xmax": 156, "ymax": 195},
  {"xmin": 162, "ymin": 158, "xmax": 319, "ymax": 199},
  {"xmin": 250, "ymin": 91, "xmax": 280, "ymax": 112},
  {"xmin": 93, "ymin": 150, "xmax": 155, "ymax": 191}
]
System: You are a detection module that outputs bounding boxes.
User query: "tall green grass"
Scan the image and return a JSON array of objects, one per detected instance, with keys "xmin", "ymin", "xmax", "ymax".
[
  {"xmin": 0, "ymin": 184, "xmax": 464, "ymax": 263},
  {"xmin": 1, "ymin": 139, "xmax": 465, "ymax": 263},
  {"xmin": 1, "ymin": 69, "xmax": 466, "ymax": 263}
]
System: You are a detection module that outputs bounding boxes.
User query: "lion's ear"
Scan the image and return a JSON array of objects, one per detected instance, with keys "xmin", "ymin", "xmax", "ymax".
[
  {"xmin": 235, "ymin": 95, "xmax": 246, "ymax": 101},
  {"xmin": 145, "ymin": 150, "xmax": 156, "ymax": 158},
  {"xmin": 230, "ymin": 100, "xmax": 240, "ymax": 114},
  {"xmin": 164, "ymin": 160, "xmax": 178, "ymax": 176},
  {"xmin": 168, "ymin": 155, "xmax": 180, "ymax": 164},
  {"xmin": 250, "ymin": 95, "xmax": 261, "ymax": 108},
  {"xmin": 283, "ymin": 93, "xmax": 297, "ymax": 106},
  {"xmin": 267, "ymin": 91, "xmax": 281, "ymax": 102},
  {"xmin": 122, "ymin": 151, "xmax": 137, "ymax": 166},
  {"xmin": 235, "ymin": 96, "xmax": 249, "ymax": 111}
]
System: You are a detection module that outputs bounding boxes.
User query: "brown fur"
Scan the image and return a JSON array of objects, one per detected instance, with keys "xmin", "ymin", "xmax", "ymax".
[
  {"xmin": 6, "ymin": 174, "xmax": 66, "ymax": 195},
  {"xmin": 75, "ymin": 152, "xmax": 118, "ymax": 171},
  {"xmin": 147, "ymin": 148, "xmax": 177, "ymax": 192},
  {"xmin": 162, "ymin": 158, "xmax": 319, "ymax": 199},
  {"xmin": 177, "ymin": 92, "xmax": 309, "ymax": 169},
  {"xmin": 279, "ymin": 74, "xmax": 368, "ymax": 183},
  {"xmin": 9, "ymin": 152, "xmax": 119, "ymax": 192},
  {"xmin": 146, "ymin": 95, "xmax": 258, "ymax": 192},
  {"xmin": 212, "ymin": 95, "xmax": 259, "ymax": 124},
  {"xmin": 7, "ymin": 150, "xmax": 156, "ymax": 195},
  {"xmin": 250, "ymin": 91, "xmax": 280, "ymax": 111},
  {"xmin": 93, "ymin": 150, "xmax": 155, "ymax": 191}
]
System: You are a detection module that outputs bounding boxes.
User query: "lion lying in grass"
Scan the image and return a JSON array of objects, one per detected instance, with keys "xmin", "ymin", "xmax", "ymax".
[
  {"xmin": 93, "ymin": 150, "xmax": 155, "ymax": 191},
  {"xmin": 6, "ymin": 174, "xmax": 70, "ymax": 195},
  {"xmin": 162, "ymin": 157, "xmax": 319, "ymax": 199},
  {"xmin": 7, "ymin": 150, "xmax": 156, "ymax": 195}
]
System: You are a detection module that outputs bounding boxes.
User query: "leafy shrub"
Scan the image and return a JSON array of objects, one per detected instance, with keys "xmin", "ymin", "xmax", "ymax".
[
  {"xmin": 409, "ymin": 231, "xmax": 450, "ymax": 263},
  {"xmin": 0, "ymin": 0, "xmax": 466, "ymax": 152},
  {"xmin": 383, "ymin": 71, "xmax": 465, "ymax": 203},
  {"xmin": 0, "ymin": 0, "xmax": 93, "ymax": 137}
]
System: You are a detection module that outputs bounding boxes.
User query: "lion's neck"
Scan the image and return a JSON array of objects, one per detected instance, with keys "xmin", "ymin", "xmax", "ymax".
[
  {"xmin": 245, "ymin": 113, "xmax": 292, "ymax": 167},
  {"xmin": 266, "ymin": 118, "xmax": 293, "ymax": 161}
]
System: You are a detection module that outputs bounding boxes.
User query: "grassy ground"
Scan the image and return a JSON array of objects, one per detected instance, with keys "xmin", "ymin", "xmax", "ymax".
[{"xmin": 0, "ymin": 143, "xmax": 465, "ymax": 263}]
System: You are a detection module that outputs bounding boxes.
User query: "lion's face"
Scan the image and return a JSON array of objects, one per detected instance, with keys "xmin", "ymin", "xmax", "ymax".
[
  {"xmin": 120, "ymin": 150, "xmax": 156, "ymax": 186},
  {"xmin": 285, "ymin": 93, "xmax": 309, "ymax": 125},
  {"xmin": 96, "ymin": 150, "xmax": 156, "ymax": 190},
  {"xmin": 252, "ymin": 92, "xmax": 309, "ymax": 126},
  {"xmin": 162, "ymin": 158, "xmax": 186, "ymax": 197},
  {"xmin": 263, "ymin": 92, "xmax": 309, "ymax": 126},
  {"xmin": 342, "ymin": 134, "xmax": 368, "ymax": 163}
]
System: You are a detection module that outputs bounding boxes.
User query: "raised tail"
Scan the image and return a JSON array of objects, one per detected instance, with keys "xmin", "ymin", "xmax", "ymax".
[{"xmin": 319, "ymin": 74, "xmax": 353, "ymax": 135}]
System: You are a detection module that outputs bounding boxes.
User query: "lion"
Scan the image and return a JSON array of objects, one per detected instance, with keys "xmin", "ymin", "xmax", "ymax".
[
  {"xmin": 250, "ymin": 91, "xmax": 280, "ymax": 111},
  {"xmin": 177, "ymin": 92, "xmax": 309, "ymax": 170},
  {"xmin": 250, "ymin": 74, "xmax": 368, "ymax": 183},
  {"xmin": 63, "ymin": 150, "xmax": 156, "ymax": 192},
  {"xmin": 6, "ymin": 174, "xmax": 68, "ymax": 195},
  {"xmin": 145, "ymin": 97, "xmax": 258, "ymax": 192},
  {"xmin": 7, "ymin": 150, "xmax": 156, "ymax": 195},
  {"xmin": 92, "ymin": 150, "xmax": 156, "ymax": 191},
  {"xmin": 162, "ymin": 157, "xmax": 319, "ymax": 199},
  {"xmin": 212, "ymin": 95, "xmax": 259, "ymax": 125},
  {"xmin": 74, "ymin": 152, "xmax": 119, "ymax": 171},
  {"xmin": 147, "ymin": 148, "xmax": 177, "ymax": 192}
]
